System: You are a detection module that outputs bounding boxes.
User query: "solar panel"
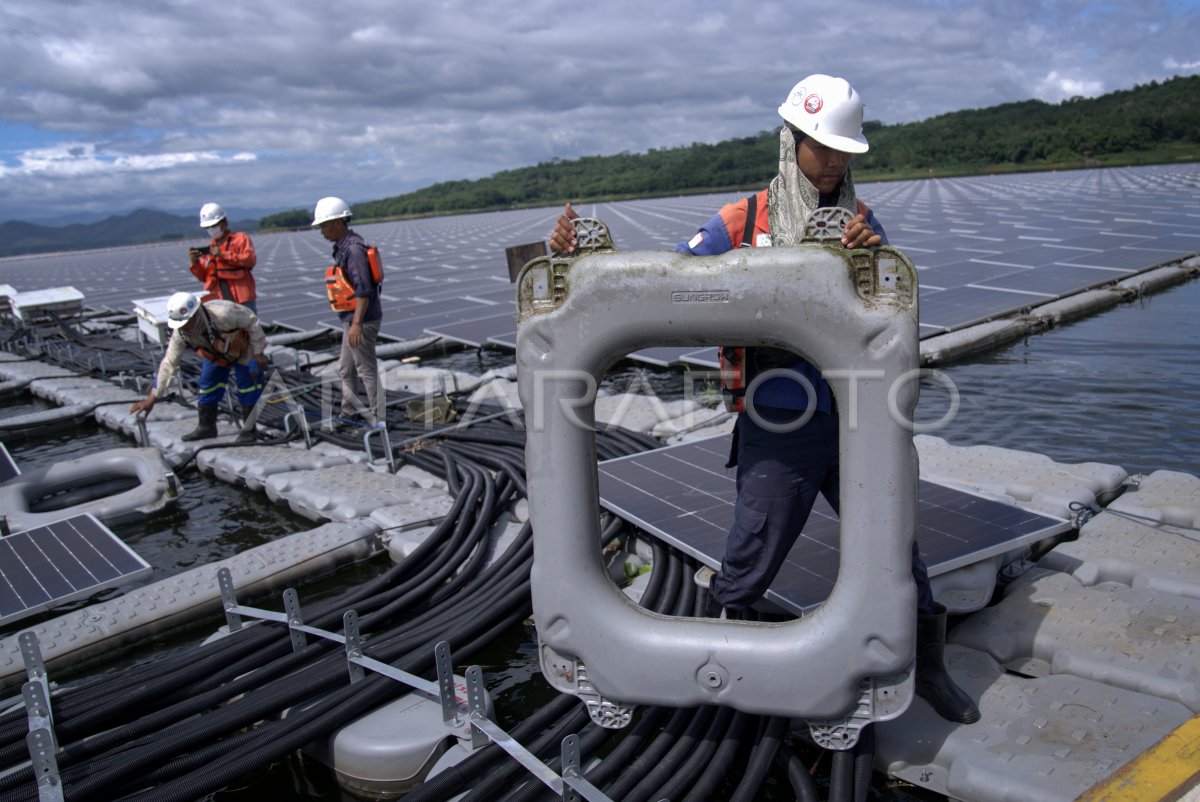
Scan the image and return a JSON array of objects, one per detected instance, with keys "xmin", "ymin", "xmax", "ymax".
[
  {"xmin": 918, "ymin": 262, "xmax": 1029, "ymax": 288},
  {"xmin": 679, "ymin": 347, "xmax": 720, "ymax": 369},
  {"xmin": 597, "ymin": 434, "xmax": 1069, "ymax": 614},
  {"xmin": 1056, "ymin": 248, "xmax": 1171, "ymax": 270},
  {"xmin": 425, "ymin": 310, "xmax": 517, "ymax": 348},
  {"xmin": 965, "ymin": 246, "xmax": 1062, "ymax": 269},
  {"xmin": 626, "ymin": 347, "xmax": 695, "ymax": 368},
  {"xmin": 917, "ymin": 285, "xmax": 1038, "ymax": 331},
  {"xmin": 976, "ymin": 264, "xmax": 1129, "ymax": 296},
  {"xmin": 0, "ymin": 514, "xmax": 152, "ymax": 626},
  {"xmin": 0, "ymin": 165, "xmax": 1197, "ymax": 354}
]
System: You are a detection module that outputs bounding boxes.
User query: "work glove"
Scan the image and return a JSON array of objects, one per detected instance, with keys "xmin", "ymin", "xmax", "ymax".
[{"xmin": 247, "ymin": 355, "xmax": 268, "ymax": 387}]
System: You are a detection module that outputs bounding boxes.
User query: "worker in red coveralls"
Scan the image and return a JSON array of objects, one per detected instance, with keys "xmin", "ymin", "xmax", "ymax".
[{"xmin": 189, "ymin": 202, "xmax": 258, "ymax": 314}]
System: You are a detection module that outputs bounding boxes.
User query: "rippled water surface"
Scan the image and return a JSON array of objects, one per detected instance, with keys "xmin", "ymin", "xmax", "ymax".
[{"xmin": 917, "ymin": 278, "xmax": 1199, "ymax": 476}]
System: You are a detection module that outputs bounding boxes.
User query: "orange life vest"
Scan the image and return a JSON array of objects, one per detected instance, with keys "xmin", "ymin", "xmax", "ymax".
[
  {"xmin": 717, "ymin": 195, "xmax": 871, "ymax": 412},
  {"xmin": 325, "ymin": 245, "xmax": 383, "ymax": 312},
  {"xmin": 193, "ymin": 310, "xmax": 249, "ymax": 367}
]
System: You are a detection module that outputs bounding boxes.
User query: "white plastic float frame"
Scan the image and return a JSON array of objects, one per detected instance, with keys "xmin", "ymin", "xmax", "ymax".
[{"xmin": 516, "ymin": 215, "xmax": 921, "ymax": 744}]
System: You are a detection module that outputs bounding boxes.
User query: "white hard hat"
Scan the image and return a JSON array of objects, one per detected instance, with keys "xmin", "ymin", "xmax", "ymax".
[
  {"xmin": 166, "ymin": 291, "xmax": 202, "ymax": 330},
  {"xmin": 778, "ymin": 74, "xmax": 869, "ymax": 154},
  {"xmin": 312, "ymin": 196, "xmax": 353, "ymax": 227},
  {"xmin": 199, "ymin": 203, "xmax": 227, "ymax": 228}
]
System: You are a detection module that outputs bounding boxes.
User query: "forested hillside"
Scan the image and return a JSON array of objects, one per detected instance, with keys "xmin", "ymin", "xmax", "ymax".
[
  {"xmin": 262, "ymin": 75, "xmax": 1199, "ymax": 229},
  {"xmin": 859, "ymin": 75, "xmax": 1197, "ymax": 171}
]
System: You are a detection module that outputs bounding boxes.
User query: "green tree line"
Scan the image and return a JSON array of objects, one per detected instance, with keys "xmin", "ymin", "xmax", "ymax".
[{"xmin": 261, "ymin": 75, "xmax": 1199, "ymax": 229}]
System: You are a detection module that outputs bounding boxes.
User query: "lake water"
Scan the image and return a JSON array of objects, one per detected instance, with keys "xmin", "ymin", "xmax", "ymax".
[{"xmin": 919, "ymin": 276, "xmax": 1198, "ymax": 477}]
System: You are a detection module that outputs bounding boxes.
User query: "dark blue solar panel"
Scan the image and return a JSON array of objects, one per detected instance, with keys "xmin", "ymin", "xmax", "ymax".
[
  {"xmin": 977, "ymin": 264, "xmax": 1129, "ymax": 296},
  {"xmin": 0, "ymin": 514, "xmax": 151, "ymax": 626},
  {"xmin": 918, "ymin": 262, "xmax": 1028, "ymax": 288},
  {"xmin": 0, "ymin": 165, "xmax": 1196, "ymax": 354},
  {"xmin": 1056, "ymin": 248, "xmax": 1173, "ymax": 270},
  {"xmin": 598, "ymin": 435, "xmax": 1068, "ymax": 613},
  {"xmin": 426, "ymin": 311, "xmax": 517, "ymax": 348},
  {"xmin": 917, "ymin": 285, "xmax": 1036, "ymax": 331}
]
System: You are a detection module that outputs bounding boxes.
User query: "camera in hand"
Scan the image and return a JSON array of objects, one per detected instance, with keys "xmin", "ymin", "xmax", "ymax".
[{"xmin": 189, "ymin": 244, "xmax": 214, "ymax": 259}]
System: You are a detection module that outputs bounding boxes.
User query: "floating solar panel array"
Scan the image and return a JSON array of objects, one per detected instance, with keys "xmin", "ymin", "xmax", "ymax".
[
  {"xmin": 1, "ymin": 165, "xmax": 1196, "ymax": 366},
  {"xmin": 0, "ymin": 514, "xmax": 152, "ymax": 626},
  {"xmin": 597, "ymin": 435, "xmax": 1070, "ymax": 614}
]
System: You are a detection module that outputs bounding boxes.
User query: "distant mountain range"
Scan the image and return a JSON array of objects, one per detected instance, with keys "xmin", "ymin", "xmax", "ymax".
[{"xmin": 0, "ymin": 208, "xmax": 261, "ymax": 259}]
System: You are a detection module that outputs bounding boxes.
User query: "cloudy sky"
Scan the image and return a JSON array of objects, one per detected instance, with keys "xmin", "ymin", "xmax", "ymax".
[{"xmin": 1, "ymin": 0, "xmax": 1197, "ymax": 226}]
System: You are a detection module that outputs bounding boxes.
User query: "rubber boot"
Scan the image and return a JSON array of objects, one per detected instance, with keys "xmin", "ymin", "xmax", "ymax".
[
  {"xmin": 181, "ymin": 405, "xmax": 219, "ymax": 442},
  {"xmin": 235, "ymin": 406, "xmax": 258, "ymax": 445},
  {"xmin": 915, "ymin": 603, "xmax": 981, "ymax": 724}
]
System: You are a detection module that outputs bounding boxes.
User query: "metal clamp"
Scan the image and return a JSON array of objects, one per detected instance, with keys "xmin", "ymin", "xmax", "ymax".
[
  {"xmin": 363, "ymin": 425, "xmax": 395, "ymax": 472},
  {"xmin": 217, "ymin": 567, "xmax": 243, "ymax": 631},
  {"xmin": 282, "ymin": 409, "xmax": 313, "ymax": 449},
  {"xmin": 27, "ymin": 729, "xmax": 62, "ymax": 802}
]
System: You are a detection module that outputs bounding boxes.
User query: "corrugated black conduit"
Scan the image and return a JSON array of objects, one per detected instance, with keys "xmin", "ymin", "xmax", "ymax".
[
  {"xmin": 0, "ymin": 449, "xmax": 492, "ymax": 777},
  {"xmin": 406, "ymin": 527, "xmax": 692, "ymax": 802},
  {"xmin": 729, "ymin": 715, "xmax": 788, "ymax": 801},
  {"xmin": 679, "ymin": 710, "xmax": 751, "ymax": 802},
  {"xmin": 0, "ymin": 420, "xmax": 535, "ymax": 797},
  {"xmin": 852, "ymin": 724, "xmax": 875, "ymax": 802},
  {"xmin": 829, "ymin": 746, "xmax": 855, "ymax": 802},
  {"xmin": 72, "ymin": 408, "xmax": 654, "ymax": 800},
  {"xmin": 120, "ymin": 582, "xmax": 537, "ymax": 802},
  {"xmin": 779, "ymin": 741, "xmax": 822, "ymax": 802},
  {"xmin": 0, "ymin": 367, "xmax": 832, "ymax": 802}
]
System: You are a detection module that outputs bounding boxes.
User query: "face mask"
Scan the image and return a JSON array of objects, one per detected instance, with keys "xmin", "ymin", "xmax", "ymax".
[{"xmin": 204, "ymin": 225, "xmax": 225, "ymax": 240}]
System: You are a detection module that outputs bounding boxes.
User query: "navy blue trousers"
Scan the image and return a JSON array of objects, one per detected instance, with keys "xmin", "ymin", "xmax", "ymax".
[
  {"xmin": 196, "ymin": 358, "xmax": 264, "ymax": 409},
  {"xmin": 710, "ymin": 407, "xmax": 934, "ymax": 615}
]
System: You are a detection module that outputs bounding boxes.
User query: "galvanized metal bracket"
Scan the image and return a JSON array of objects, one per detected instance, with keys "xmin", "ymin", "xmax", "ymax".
[
  {"xmin": 217, "ymin": 567, "xmax": 243, "ymax": 631},
  {"xmin": 466, "ymin": 665, "xmax": 488, "ymax": 751},
  {"xmin": 23, "ymin": 681, "xmax": 56, "ymax": 751},
  {"xmin": 19, "ymin": 632, "xmax": 48, "ymax": 690},
  {"xmin": 435, "ymin": 640, "xmax": 462, "ymax": 729},
  {"xmin": 282, "ymin": 588, "xmax": 307, "ymax": 653},
  {"xmin": 343, "ymin": 610, "xmax": 364, "ymax": 684},
  {"xmin": 561, "ymin": 733, "xmax": 614, "ymax": 802},
  {"xmin": 27, "ymin": 728, "xmax": 62, "ymax": 802}
]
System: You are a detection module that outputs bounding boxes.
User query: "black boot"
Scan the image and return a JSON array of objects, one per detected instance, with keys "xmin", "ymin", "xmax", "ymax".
[
  {"xmin": 235, "ymin": 405, "xmax": 258, "ymax": 444},
  {"xmin": 916, "ymin": 603, "xmax": 981, "ymax": 724},
  {"xmin": 181, "ymin": 405, "xmax": 219, "ymax": 442}
]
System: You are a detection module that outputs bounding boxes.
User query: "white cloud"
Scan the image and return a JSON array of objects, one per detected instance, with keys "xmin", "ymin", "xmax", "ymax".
[
  {"xmin": 0, "ymin": 0, "xmax": 1196, "ymax": 224},
  {"xmin": 1034, "ymin": 71, "xmax": 1106, "ymax": 102},
  {"xmin": 1164, "ymin": 57, "xmax": 1200, "ymax": 71},
  {"xmin": 0, "ymin": 143, "xmax": 253, "ymax": 179}
]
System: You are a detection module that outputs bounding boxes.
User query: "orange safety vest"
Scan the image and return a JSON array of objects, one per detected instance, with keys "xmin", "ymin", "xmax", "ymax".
[
  {"xmin": 190, "ymin": 231, "xmax": 257, "ymax": 305},
  {"xmin": 325, "ymin": 246, "xmax": 383, "ymax": 312},
  {"xmin": 717, "ymin": 195, "xmax": 870, "ymax": 412}
]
